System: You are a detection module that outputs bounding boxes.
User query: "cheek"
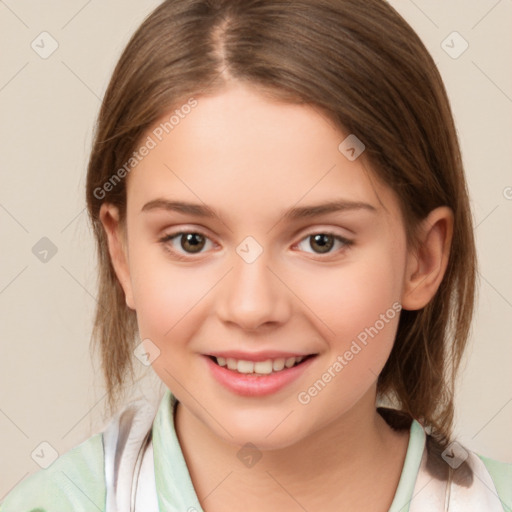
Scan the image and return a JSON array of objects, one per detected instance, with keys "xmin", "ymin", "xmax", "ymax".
[
  {"xmin": 128, "ymin": 244, "xmax": 224, "ymax": 369},
  {"xmin": 303, "ymin": 240, "xmax": 405, "ymax": 370},
  {"xmin": 293, "ymin": 257, "xmax": 403, "ymax": 420},
  {"xmin": 128, "ymin": 245, "xmax": 198, "ymax": 340}
]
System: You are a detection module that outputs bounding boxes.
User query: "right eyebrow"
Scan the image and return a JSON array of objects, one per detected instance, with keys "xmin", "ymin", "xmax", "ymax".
[{"xmin": 141, "ymin": 199, "xmax": 220, "ymax": 218}]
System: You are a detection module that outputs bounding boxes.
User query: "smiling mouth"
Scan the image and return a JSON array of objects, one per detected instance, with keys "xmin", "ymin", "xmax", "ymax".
[{"xmin": 208, "ymin": 354, "xmax": 316, "ymax": 376}]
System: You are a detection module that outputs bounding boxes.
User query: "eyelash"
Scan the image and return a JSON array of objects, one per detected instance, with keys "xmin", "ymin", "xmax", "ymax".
[{"xmin": 158, "ymin": 229, "xmax": 354, "ymax": 261}]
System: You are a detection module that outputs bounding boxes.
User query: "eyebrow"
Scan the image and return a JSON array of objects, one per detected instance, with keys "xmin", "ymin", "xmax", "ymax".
[{"xmin": 141, "ymin": 198, "xmax": 377, "ymax": 220}]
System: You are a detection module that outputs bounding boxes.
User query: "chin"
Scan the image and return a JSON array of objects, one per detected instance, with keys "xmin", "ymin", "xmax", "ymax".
[{"xmin": 208, "ymin": 409, "xmax": 311, "ymax": 451}]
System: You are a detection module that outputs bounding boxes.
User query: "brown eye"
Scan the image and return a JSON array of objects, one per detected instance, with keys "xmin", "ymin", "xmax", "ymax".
[
  {"xmin": 180, "ymin": 233, "xmax": 206, "ymax": 253},
  {"xmin": 296, "ymin": 232, "xmax": 353, "ymax": 256},
  {"xmin": 160, "ymin": 231, "xmax": 214, "ymax": 258},
  {"xmin": 310, "ymin": 234, "xmax": 335, "ymax": 253}
]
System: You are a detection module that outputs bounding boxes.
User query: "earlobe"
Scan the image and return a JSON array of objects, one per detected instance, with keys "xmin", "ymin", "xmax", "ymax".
[
  {"xmin": 99, "ymin": 203, "xmax": 136, "ymax": 310},
  {"xmin": 401, "ymin": 206, "xmax": 454, "ymax": 311}
]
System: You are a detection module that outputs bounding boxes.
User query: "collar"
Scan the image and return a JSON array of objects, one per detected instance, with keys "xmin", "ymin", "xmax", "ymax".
[{"xmin": 152, "ymin": 389, "xmax": 427, "ymax": 512}]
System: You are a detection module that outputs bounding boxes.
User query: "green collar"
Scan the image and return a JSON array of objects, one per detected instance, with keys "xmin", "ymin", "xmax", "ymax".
[{"xmin": 153, "ymin": 389, "xmax": 425, "ymax": 512}]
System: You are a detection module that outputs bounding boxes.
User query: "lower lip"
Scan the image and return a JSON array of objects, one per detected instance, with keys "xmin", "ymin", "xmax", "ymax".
[{"xmin": 204, "ymin": 355, "xmax": 316, "ymax": 397}]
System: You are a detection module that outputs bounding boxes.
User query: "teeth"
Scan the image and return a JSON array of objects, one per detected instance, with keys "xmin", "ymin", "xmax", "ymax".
[
  {"xmin": 272, "ymin": 358, "xmax": 285, "ymax": 371},
  {"xmin": 214, "ymin": 355, "xmax": 307, "ymax": 375},
  {"xmin": 285, "ymin": 357, "xmax": 296, "ymax": 368},
  {"xmin": 237, "ymin": 360, "xmax": 254, "ymax": 373},
  {"xmin": 254, "ymin": 360, "xmax": 273, "ymax": 374}
]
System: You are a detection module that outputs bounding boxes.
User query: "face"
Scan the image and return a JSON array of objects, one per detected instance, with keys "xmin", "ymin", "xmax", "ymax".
[{"xmin": 108, "ymin": 82, "xmax": 413, "ymax": 449}]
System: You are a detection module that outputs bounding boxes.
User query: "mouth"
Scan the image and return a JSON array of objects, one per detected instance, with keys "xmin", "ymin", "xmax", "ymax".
[
  {"xmin": 207, "ymin": 354, "xmax": 317, "ymax": 376},
  {"xmin": 204, "ymin": 352, "xmax": 318, "ymax": 396}
]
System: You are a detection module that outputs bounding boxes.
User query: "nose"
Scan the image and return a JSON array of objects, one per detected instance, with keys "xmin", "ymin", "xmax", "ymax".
[{"xmin": 216, "ymin": 250, "xmax": 292, "ymax": 331}]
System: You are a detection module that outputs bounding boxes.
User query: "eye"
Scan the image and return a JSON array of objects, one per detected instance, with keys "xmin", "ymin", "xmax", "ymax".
[
  {"xmin": 159, "ymin": 230, "xmax": 352, "ymax": 260},
  {"xmin": 159, "ymin": 231, "xmax": 215, "ymax": 258},
  {"xmin": 295, "ymin": 232, "xmax": 353, "ymax": 255}
]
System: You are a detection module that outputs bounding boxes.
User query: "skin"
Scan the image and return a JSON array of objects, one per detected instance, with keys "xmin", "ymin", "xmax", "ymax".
[{"xmin": 101, "ymin": 81, "xmax": 453, "ymax": 511}]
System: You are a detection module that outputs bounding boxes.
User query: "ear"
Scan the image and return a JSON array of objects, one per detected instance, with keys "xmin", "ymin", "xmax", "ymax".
[
  {"xmin": 99, "ymin": 203, "xmax": 135, "ymax": 310},
  {"xmin": 401, "ymin": 206, "xmax": 454, "ymax": 311}
]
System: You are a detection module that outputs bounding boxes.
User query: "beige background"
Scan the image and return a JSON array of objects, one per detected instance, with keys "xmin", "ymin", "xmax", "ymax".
[{"xmin": 1, "ymin": 0, "xmax": 511, "ymax": 498}]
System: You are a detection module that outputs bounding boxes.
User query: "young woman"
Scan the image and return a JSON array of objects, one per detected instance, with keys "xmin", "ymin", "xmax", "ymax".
[{"xmin": 2, "ymin": 0, "xmax": 510, "ymax": 510}]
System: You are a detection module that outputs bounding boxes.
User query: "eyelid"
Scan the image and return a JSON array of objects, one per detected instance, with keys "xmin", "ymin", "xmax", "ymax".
[
  {"xmin": 293, "ymin": 230, "xmax": 353, "ymax": 256},
  {"xmin": 159, "ymin": 226, "xmax": 353, "ymax": 260},
  {"xmin": 159, "ymin": 227, "xmax": 216, "ymax": 248},
  {"xmin": 295, "ymin": 224, "xmax": 354, "ymax": 240},
  {"xmin": 158, "ymin": 231, "xmax": 216, "ymax": 262}
]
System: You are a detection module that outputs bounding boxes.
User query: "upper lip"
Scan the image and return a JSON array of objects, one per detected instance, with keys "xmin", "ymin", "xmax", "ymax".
[{"xmin": 204, "ymin": 351, "xmax": 316, "ymax": 362}]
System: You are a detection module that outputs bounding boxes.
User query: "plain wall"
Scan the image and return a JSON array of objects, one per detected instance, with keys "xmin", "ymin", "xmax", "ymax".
[{"xmin": 1, "ymin": 0, "xmax": 511, "ymax": 498}]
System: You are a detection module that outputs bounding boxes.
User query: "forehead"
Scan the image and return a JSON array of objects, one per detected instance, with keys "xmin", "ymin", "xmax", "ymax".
[{"xmin": 126, "ymin": 82, "xmax": 400, "ymax": 225}]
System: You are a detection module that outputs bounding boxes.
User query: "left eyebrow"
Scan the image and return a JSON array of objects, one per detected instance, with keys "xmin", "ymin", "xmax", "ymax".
[
  {"xmin": 140, "ymin": 198, "xmax": 377, "ymax": 221},
  {"xmin": 282, "ymin": 199, "xmax": 377, "ymax": 220}
]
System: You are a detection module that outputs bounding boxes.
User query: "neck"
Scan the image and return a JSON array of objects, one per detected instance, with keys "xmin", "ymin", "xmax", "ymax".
[{"xmin": 175, "ymin": 386, "xmax": 409, "ymax": 512}]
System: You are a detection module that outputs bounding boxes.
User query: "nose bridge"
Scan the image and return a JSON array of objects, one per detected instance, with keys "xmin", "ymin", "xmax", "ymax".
[{"xmin": 216, "ymin": 237, "xmax": 291, "ymax": 329}]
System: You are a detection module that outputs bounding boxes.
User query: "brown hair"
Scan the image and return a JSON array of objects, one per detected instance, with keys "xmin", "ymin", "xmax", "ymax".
[{"xmin": 86, "ymin": 0, "xmax": 476, "ymax": 446}]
